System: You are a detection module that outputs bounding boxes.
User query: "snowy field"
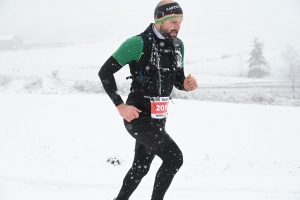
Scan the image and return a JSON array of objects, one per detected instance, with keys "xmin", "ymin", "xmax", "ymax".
[
  {"xmin": 1, "ymin": 0, "xmax": 300, "ymax": 199},
  {"xmin": 1, "ymin": 41, "xmax": 299, "ymax": 200},
  {"xmin": 0, "ymin": 93, "xmax": 300, "ymax": 200}
]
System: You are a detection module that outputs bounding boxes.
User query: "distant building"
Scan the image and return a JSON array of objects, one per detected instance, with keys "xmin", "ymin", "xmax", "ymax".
[{"xmin": 0, "ymin": 35, "xmax": 23, "ymax": 50}]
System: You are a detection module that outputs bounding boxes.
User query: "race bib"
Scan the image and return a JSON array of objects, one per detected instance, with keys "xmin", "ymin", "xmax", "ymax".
[{"xmin": 150, "ymin": 97, "xmax": 170, "ymax": 119}]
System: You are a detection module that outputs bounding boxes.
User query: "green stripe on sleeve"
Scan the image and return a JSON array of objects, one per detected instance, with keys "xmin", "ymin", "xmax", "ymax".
[{"xmin": 112, "ymin": 36, "xmax": 144, "ymax": 66}]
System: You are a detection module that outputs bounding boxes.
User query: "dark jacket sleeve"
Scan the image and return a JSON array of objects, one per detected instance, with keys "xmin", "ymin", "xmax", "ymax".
[
  {"xmin": 174, "ymin": 69, "xmax": 187, "ymax": 91},
  {"xmin": 98, "ymin": 56, "xmax": 124, "ymax": 106},
  {"xmin": 173, "ymin": 39, "xmax": 187, "ymax": 91}
]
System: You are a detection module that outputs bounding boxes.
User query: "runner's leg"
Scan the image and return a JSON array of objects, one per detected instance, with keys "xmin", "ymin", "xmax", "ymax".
[
  {"xmin": 116, "ymin": 145, "xmax": 155, "ymax": 200},
  {"xmin": 151, "ymin": 142, "xmax": 183, "ymax": 200}
]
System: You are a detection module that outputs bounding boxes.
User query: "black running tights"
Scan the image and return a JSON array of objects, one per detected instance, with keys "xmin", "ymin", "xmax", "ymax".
[{"xmin": 116, "ymin": 141, "xmax": 183, "ymax": 200}]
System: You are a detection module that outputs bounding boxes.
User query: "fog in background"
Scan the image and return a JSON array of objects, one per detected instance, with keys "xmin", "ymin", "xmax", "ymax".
[{"xmin": 1, "ymin": 0, "xmax": 300, "ymax": 48}]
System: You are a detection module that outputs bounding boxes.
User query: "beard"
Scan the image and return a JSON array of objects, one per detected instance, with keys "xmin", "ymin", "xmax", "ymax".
[{"xmin": 159, "ymin": 25, "xmax": 179, "ymax": 39}]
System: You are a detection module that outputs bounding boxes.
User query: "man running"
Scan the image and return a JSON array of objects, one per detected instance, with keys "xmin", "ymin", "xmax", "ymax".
[{"xmin": 99, "ymin": 1, "xmax": 198, "ymax": 199}]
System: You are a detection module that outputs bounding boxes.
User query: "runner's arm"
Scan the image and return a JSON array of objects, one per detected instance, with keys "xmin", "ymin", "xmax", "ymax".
[
  {"xmin": 98, "ymin": 36, "xmax": 144, "ymax": 106},
  {"xmin": 98, "ymin": 56, "xmax": 124, "ymax": 106},
  {"xmin": 174, "ymin": 70, "xmax": 186, "ymax": 91},
  {"xmin": 174, "ymin": 39, "xmax": 187, "ymax": 91}
]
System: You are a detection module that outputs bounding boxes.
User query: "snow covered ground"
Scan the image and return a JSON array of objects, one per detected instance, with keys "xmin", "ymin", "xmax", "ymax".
[
  {"xmin": 0, "ymin": 93, "xmax": 300, "ymax": 200},
  {"xmin": 1, "ymin": 1, "xmax": 300, "ymax": 199}
]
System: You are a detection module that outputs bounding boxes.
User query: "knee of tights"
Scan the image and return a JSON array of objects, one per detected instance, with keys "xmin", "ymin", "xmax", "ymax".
[
  {"xmin": 169, "ymin": 154, "xmax": 183, "ymax": 170},
  {"xmin": 174, "ymin": 156, "xmax": 183, "ymax": 170},
  {"xmin": 132, "ymin": 166, "xmax": 151, "ymax": 177}
]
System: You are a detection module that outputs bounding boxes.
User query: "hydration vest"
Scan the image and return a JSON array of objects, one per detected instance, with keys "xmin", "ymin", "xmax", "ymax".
[{"xmin": 127, "ymin": 28, "xmax": 184, "ymax": 96}]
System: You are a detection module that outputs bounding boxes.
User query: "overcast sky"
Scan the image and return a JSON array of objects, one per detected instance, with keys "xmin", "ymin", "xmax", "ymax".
[{"xmin": 0, "ymin": 0, "xmax": 299, "ymax": 46}]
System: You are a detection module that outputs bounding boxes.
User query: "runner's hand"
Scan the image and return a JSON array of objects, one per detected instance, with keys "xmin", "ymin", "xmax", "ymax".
[
  {"xmin": 117, "ymin": 103, "xmax": 142, "ymax": 122},
  {"xmin": 184, "ymin": 74, "xmax": 198, "ymax": 91}
]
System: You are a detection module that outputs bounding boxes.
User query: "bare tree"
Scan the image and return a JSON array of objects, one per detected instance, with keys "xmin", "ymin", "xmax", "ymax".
[{"xmin": 281, "ymin": 45, "xmax": 300, "ymax": 97}]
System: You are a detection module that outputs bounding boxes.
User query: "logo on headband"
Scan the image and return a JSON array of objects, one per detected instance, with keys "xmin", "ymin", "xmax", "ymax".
[{"xmin": 166, "ymin": 5, "xmax": 180, "ymax": 11}]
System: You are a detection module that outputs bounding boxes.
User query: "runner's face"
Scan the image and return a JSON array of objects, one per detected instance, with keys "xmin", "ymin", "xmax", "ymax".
[{"xmin": 159, "ymin": 17, "xmax": 182, "ymax": 39}]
